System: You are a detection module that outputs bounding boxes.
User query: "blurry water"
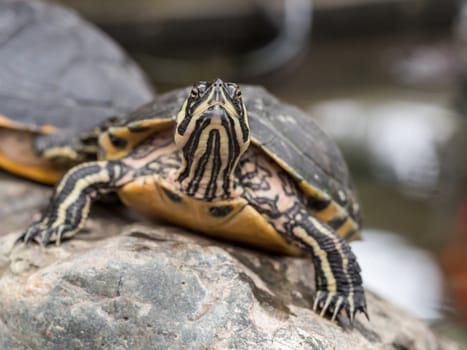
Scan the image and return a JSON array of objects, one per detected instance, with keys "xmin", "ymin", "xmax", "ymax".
[
  {"xmin": 353, "ymin": 229, "xmax": 443, "ymax": 320},
  {"xmin": 310, "ymin": 98, "xmax": 459, "ymax": 199}
]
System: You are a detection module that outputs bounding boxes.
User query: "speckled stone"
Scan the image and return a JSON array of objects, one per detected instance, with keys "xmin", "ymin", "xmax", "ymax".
[{"xmin": 0, "ymin": 217, "xmax": 462, "ymax": 350}]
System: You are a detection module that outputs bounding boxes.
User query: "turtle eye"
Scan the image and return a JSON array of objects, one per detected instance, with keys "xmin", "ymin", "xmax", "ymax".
[
  {"xmin": 190, "ymin": 87, "xmax": 199, "ymax": 100},
  {"xmin": 235, "ymin": 89, "xmax": 242, "ymax": 101}
]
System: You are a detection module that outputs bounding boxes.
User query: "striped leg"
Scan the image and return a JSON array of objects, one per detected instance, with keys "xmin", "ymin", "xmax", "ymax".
[
  {"xmin": 34, "ymin": 132, "xmax": 90, "ymax": 163},
  {"xmin": 282, "ymin": 203, "xmax": 367, "ymax": 322},
  {"xmin": 19, "ymin": 160, "xmax": 129, "ymax": 245},
  {"xmin": 34, "ymin": 117, "xmax": 123, "ymax": 163},
  {"xmin": 238, "ymin": 152, "xmax": 367, "ymax": 323}
]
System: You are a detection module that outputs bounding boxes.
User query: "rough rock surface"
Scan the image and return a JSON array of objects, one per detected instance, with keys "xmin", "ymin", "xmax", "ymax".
[{"xmin": 0, "ymin": 174, "xmax": 463, "ymax": 350}]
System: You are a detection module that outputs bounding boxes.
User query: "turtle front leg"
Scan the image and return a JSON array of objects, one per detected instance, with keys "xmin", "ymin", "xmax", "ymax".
[
  {"xmin": 19, "ymin": 160, "xmax": 130, "ymax": 245},
  {"xmin": 281, "ymin": 203, "xmax": 367, "ymax": 322},
  {"xmin": 239, "ymin": 153, "xmax": 367, "ymax": 323}
]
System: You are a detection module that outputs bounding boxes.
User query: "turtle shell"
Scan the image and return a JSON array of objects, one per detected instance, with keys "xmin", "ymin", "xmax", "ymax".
[
  {"xmin": 0, "ymin": 0, "xmax": 154, "ymax": 183},
  {"xmin": 0, "ymin": 0, "xmax": 153, "ymax": 132},
  {"xmin": 101, "ymin": 85, "xmax": 362, "ymax": 239}
]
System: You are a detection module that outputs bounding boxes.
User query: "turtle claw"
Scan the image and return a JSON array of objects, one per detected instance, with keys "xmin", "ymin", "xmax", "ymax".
[
  {"xmin": 355, "ymin": 304, "xmax": 370, "ymax": 322},
  {"xmin": 17, "ymin": 223, "xmax": 71, "ymax": 246},
  {"xmin": 18, "ymin": 224, "xmax": 44, "ymax": 245},
  {"xmin": 331, "ymin": 297, "xmax": 344, "ymax": 321},
  {"xmin": 313, "ymin": 289, "xmax": 368, "ymax": 325}
]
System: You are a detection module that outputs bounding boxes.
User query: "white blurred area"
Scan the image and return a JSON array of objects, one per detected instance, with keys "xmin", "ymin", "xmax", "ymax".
[
  {"xmin": 310, "ymin": 98, "xmax": 452, "ymax": 320},
  {"xmin": 353, "ymin": 229, "xmax": 443, "ymax": 320},
  {"xmin": 309, "ymin": 98, "xmax": 459, "ymax": 198}
]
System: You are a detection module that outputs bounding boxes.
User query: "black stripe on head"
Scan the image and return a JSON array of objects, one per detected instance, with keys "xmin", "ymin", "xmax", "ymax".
[
  {"xmin": 205, "ymin": 129, "xmax": 222, "ymax": 200},
  {"xmin": 186, "ymin": 128, "xmax": 219, "ymax": 197},
  {"xmin": 221, "ymin": 115, "xmax": 240, "ymax": 196},
  {"xmin": 220, "ymin": 83, "xmax": 248, "ymax": 141},
  {"xmin": 177, "ymin": 111, "xmax": 192, "ymax": 136},
  {"xmin": 177, "ymin": 117, "xmax": 211, "ymax": 183},
  {"xmin": 240, "ymin": 113, "xmax": 249, "ymax": 142},
  {"xmin": 178, "ymin": 82, "xmax": 212, "ymax": 136},
  {"xmin": 224, "ymin": 83, "xmax": 248, "ymax": 132}
]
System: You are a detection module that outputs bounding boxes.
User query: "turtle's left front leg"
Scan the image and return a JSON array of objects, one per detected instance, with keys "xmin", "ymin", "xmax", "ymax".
[
  {"xmin": 239, "ymin": 153, "xmax": 367, "ymax": 322},
  {"xmin": 20, "ymin": 160, "xmax": 130, "ymax": 245},
  {"xmin": 279, "ymin": 203, "xmax": 368, "ymax": 322},
  {"xmin": 246, "ymin": 189, "xmax": 367, "ymax": 322}
]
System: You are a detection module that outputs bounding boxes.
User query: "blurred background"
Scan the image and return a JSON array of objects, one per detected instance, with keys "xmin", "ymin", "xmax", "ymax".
[{"xmin": 51, "ymin": 0, "xmax": 467, "ymax": 343}]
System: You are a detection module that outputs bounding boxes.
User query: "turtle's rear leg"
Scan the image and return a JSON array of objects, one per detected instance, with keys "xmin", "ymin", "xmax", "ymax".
[
  {"xmin": 34, "ymin": 116, "xmax": 124, "ymax": 164},
  {"xmin": 33, "ymin": 133, "xmax": 90, "ymax": 165},
  {"xmin": 19, "ymin": 160, "xmax": 131, "ymax": 245},
  {"xmin": 34, "ymin": 132, "xmax": 96, "ymax": 164}
]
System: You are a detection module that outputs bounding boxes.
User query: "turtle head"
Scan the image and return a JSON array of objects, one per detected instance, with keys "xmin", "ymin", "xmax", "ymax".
[
  {"xmin": 174, "ymin": 79, "xmax": 250, "ymax": 200},
  {"xmin": 175, "ymin": 79, "xmax": 250, "ymax": 149}
]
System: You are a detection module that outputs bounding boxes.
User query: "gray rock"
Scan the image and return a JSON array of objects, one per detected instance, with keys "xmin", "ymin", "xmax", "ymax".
[{"xmin": 0, "ymin": 173, "xmax": 462, "ymax": 350}]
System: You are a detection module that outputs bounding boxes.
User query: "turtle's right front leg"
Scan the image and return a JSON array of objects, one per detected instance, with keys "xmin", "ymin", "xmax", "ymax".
[{"xmin": 20, "ymin": 160, "xmax": 130, "ymax": 245}]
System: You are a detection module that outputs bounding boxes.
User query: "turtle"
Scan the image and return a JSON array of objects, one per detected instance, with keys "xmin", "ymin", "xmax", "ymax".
[
  {"xmin": 4, "ymin": 79, "xmax": 367, "ymax": 322},
  {"xmin": 0, "ymin": 0, "xmax": 154, "ymax": 184}
]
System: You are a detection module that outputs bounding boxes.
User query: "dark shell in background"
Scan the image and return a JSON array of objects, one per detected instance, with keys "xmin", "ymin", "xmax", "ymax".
[{"xmin": 0, "ymin": 0, "xmax": 155, "ymax": 132}]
